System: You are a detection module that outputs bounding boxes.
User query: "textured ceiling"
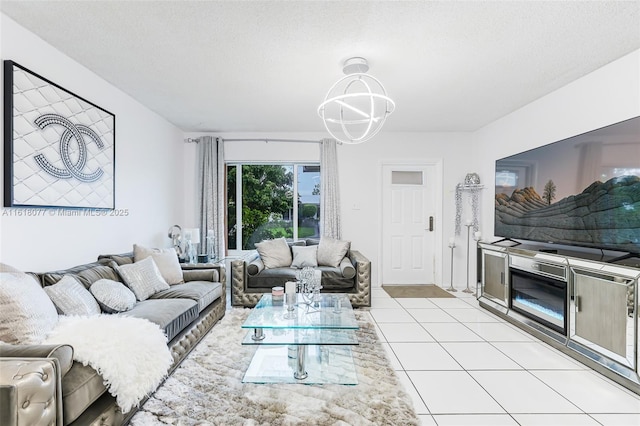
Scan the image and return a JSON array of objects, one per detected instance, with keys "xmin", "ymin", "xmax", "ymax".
[{"xmin": 2, "ymin": 1, "xmax": 639, "ymax": 133}]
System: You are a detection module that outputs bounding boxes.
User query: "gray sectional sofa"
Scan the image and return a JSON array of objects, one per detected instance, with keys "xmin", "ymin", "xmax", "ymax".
[
  {"xmin": 0, "ymin": 252, "xmax": 225, "ymax": 426},
  {"xmin": 232, "ymin": 239, "xmax": 371, "ymax": 308}
]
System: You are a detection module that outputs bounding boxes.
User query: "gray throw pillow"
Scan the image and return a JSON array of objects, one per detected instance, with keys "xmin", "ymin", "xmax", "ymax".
[
  {"xmin": 255, "ymin": 237, "xmax": 292, "ymax": 269},
  {"xmin": 44, "ymin": 275, "xmax": 101, "ymax": 316},
  {"xmin": 90, "ymin": 279, "xmax": 137, "ymax": 313},
  {"xmin": 117, "ymin": 257, "xmax": 170, "ymax": 301},
  {"xmin": 291, "ymin": 245, "xmax": 318, "ymax": 268},
  {"xmin": 317, "ymin": 237, "xmax": 351, "ymax": 267}
]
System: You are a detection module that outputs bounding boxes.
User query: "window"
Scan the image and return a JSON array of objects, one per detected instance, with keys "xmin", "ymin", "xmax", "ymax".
[{"xmin": 227, "ymin": 164, "xmax": 320, "ymax": 251}]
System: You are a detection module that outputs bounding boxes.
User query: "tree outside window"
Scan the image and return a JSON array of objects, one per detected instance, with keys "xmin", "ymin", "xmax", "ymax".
[{"xmin": 227, "ymin": 164, "xmax": 320, "ymax": 250}]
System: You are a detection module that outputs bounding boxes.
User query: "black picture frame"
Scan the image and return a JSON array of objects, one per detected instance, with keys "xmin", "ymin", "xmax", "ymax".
[{"xmin": 3, "ymin": 60, "xmax": 115, "ymax": 209}]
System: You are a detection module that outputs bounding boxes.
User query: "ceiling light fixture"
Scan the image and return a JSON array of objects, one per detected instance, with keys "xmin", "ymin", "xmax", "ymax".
[{"xmin": 318, "ymin": 57, "xmax": 395, "ymax": 144}]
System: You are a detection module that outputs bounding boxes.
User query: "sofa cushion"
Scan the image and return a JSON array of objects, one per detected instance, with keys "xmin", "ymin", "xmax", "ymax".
[
  {"xmin": 90, "ymin": 279, "xmax": 137, "ymax": 313},
  {"xmin": 150, "ymin": 281, "xmax": 222, "ymax": 313},
  {"xmin": 291, "ymin": 245, "xmax": 318, "ymax": 268},
  {"xmin": 246, "ymin": 266, "xmax": 355, "ymax": 291},
  {"xmin": 317, "ymin": 237, "xmax": 351, "ymax": 267},
  {"xmin": 0, "ymin": 271, "xmax": 59, "ymax": 344},
  {"xmin": 44, "ymin": 275, "xmax": 101, "ymax": 316},
  {"xmin": 255, "ymin": 237, "xmax": 292, "ymax": 269},
  {"xmin": 40, "ymin": 261, "xmax": 121, "ymax": 289},
  {"xmin": 133, "ymin": 244, "xmax": 184, "ymax": 285},
  {"xmin": 246, "ymin": 267, "xmax": 298, "ymax": 289},
  {"xmin": 119, "ymin": 298, "xmax": 198, "ymax": 342},
  {"xmin": 117, "ymin": 257, "xmax": 170, "ymax": 301},
  {"xmin": 97, "ymin": 252, "xmax": 134, "ymax": 266},
  {"xmin": 61, "ymin": 362, "xmax": 107, "ymax": 425}
]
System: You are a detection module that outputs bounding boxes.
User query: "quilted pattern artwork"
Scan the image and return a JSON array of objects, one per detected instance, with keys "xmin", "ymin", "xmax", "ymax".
[{"xmin": 6, "ymin": 61, "xmax": 115, "ymax": 208}]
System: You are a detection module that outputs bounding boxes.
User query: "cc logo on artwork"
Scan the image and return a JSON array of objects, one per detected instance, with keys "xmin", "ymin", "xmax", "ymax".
[{"xmin": 33, "ymin": 114, "xmax": 105, "ymax": 183}]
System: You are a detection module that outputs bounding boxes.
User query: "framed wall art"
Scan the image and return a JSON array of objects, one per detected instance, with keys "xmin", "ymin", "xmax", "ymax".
[{"xmin": 3, "ymin": 60, "xmax": 115, "ymax": 209}]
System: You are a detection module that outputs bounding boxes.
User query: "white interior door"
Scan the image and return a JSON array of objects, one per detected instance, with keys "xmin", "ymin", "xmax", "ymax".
[{"xmin": 382, "ymin": 164, "xmax": 437, "ymax": 285}]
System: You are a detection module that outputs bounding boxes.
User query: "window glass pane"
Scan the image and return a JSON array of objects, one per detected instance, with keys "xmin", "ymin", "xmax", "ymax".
[
  {"xmin": 226, "ymin": 165, "xmax": 237, "ymax": 250},
  {"xmin": 241, "ymin": 165, "xmax": 294, "ymax": 249},
  {"xmin": 392, "ymin": 171, "xmax": 423, "ymax": 185},
  {"xmin": 297, "ymin": 165, "xmax": 321, "ymax": 240}
]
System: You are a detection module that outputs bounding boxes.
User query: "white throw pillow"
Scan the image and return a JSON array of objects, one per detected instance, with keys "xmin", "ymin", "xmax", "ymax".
[
  {"xmin": 0, "ymin": 271, "xmax": 58, "ymax": 344},
  {"xmin": 291, "ymin": 245, "xmax": 318, "ymax": 268},
  {"xmin": 133, "ymin": 244, "xmax": 184, "ymax": 285},
  {"xmin": 44, "ymin": 275, "xmax": 101, "ymax": 316},
  {"xmin": 255, "ymin": 237, "xmax": 292, "ymax": 269},
  {"xmin": 117, "ymin": 257, "xmax": 170, "ymax": 301},
  {"xmin": 90, "ymin": 279, "xmax": 137, "ymax": 313},
  {"xmin": 317, "ymin": 237, "xmax": 351, "ymax": 267}
]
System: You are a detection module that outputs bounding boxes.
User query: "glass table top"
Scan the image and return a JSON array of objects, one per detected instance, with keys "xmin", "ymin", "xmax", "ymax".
[
  {"xmin": 243, "ymin": 345, "xmax": 358, "ymax": 385},
  {"xmin": 242, "ymin": 293, "xmax": 359, "ymax": 330}
]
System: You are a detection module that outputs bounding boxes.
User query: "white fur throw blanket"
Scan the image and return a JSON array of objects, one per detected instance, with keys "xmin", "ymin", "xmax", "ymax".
[{"xmin": 44, "ymin": 315, "xmax": 173, "ymax": 413}]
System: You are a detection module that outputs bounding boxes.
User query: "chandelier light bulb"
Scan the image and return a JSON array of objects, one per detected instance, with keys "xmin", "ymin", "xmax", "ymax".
[{"xmin": 318, "ymin": 58, "xmax": 395, "ymax": 144}]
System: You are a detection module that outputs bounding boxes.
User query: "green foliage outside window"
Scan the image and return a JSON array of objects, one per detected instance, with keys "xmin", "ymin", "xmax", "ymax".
[
  {"xmin": 301, "ymin": 204, "xmax": 318, "ymax": 219},
  {"xmin": 228, "ymin": 165, "xmax": 294, "ymax": 249}
]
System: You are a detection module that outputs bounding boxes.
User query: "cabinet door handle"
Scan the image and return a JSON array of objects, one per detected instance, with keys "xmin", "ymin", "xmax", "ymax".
[
  {"xmin": 500, "ymin": 272, "xmax": 504, "ymax": 284},
  {"xmin": 428, "ymin": 216, "xmax": 434, "ymax": 232},
  {"xmin": 575, "ymin": 296, "xmax": 581, "ymax": 312}
]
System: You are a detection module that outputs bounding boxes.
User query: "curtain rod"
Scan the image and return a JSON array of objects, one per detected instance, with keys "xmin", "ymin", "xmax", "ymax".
[{"xmin": 185, "ymin": 138, "xmax": 320, "ymax": 144}]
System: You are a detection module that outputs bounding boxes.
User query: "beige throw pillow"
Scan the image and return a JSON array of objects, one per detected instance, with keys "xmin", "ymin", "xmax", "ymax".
[
  {"xmin": 133, "ymin": 244, "xmax": 184, "ymax": 285},
  {"xmin": 117, "ymin": 257, "xmax": 170, "ymax": 301},
  {"xmin": 317, "ymin": 237, "xmax": 351, "ymax": 267},
  {"xmin": 0, "ymin": 271, "xmax": 59, "ymax": 344},
  {"xmin": 291, "ymin": 245, "xmax": 318, "ymax": 268},
  {"xmin": 255, "ymin": 238, "xmax": 292, "ymax": 269}
]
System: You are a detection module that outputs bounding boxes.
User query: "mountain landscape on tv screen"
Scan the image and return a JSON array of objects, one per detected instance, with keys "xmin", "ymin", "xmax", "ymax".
[{"xmin": 495, "ymin": 175, "xmax": 640, "ymax": 253}]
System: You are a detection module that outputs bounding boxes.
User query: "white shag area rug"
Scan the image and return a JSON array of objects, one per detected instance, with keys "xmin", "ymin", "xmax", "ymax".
[{"xmin": 131, "ymin": 308, "xmax": 419, "ymax": 425}]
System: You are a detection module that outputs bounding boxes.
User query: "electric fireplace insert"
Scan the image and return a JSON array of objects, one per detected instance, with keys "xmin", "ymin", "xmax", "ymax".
[{"xmin": 509, "ymin": 257, "xmax": 568, "ymax": 335}]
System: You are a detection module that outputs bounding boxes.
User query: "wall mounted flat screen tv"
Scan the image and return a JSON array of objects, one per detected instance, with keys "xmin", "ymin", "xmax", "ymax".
[{"xmin": 495, "ymin": 116, "xmax": 640, "ymax": 255}]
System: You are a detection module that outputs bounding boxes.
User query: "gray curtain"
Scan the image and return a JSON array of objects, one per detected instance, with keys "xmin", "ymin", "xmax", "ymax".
[
  {"xmin": 320, "ymin": 138, "xmax": 341, "ymax": 239},
  {"xmin": 197, "ymin": 136, "xmax": 225, "ymax": 259}
]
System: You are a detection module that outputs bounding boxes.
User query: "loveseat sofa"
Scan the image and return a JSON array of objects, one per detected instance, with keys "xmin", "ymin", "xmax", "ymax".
[
  {"xmin": 0, "ymin": 249, "xmax": 225, "ymax": 426},
  {"xmin": 231, "ymin": 237, "xmax": 371, "ymax": 308}
]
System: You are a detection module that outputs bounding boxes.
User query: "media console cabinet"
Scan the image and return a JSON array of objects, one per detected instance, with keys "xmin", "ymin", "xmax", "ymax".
[{"xmin": 478, "ymin": 241, "xmax": 640, "ymax": 395}]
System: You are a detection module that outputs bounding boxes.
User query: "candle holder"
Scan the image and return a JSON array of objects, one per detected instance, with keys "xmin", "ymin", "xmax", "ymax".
[
  {"xmin": 463, "ymin": 223, "xmax": 475, "ymax": 293},
  {"xmin": 473, "ymin": 231, "xmax": 482, "ymax": 297},
  {"xmin": 446, "ymin": 239, "xmax": 457, "ymax": 292}
]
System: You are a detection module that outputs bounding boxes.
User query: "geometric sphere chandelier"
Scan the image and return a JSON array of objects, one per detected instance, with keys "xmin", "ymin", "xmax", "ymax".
[{"xmin": 317, "ymin": 57, "xmax": 395, "ymax": 144}]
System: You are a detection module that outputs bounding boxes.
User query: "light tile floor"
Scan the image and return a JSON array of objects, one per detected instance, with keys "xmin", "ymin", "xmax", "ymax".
[{"xmin": 368, "ymin": 287, "xmax": 640, "ymax": 426}]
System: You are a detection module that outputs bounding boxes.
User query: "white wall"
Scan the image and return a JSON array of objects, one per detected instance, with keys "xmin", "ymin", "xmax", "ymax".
[
  {"xmin": 7, "ymin": 9, "xmax": 634, "ymax": 281},
  {"xmin": 0, "ymin": 14, "xmax": 185, "ymax": 271},
  {"xmin": 183, "ymin": 131, "xmax": 477, "ymax": 287},
  {"xmin": 183, "ymin": 50, "xmax": 640, "ymax": 288},
  {"xmin": 475, "ymin": 49, "xmax": 640, "ymax": 244}
]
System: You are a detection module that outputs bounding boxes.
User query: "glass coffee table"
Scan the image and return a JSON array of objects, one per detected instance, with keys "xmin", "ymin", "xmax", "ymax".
[{"xmin": 241, "ymin": 293, "xmax": 359, "ymax": 384}]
